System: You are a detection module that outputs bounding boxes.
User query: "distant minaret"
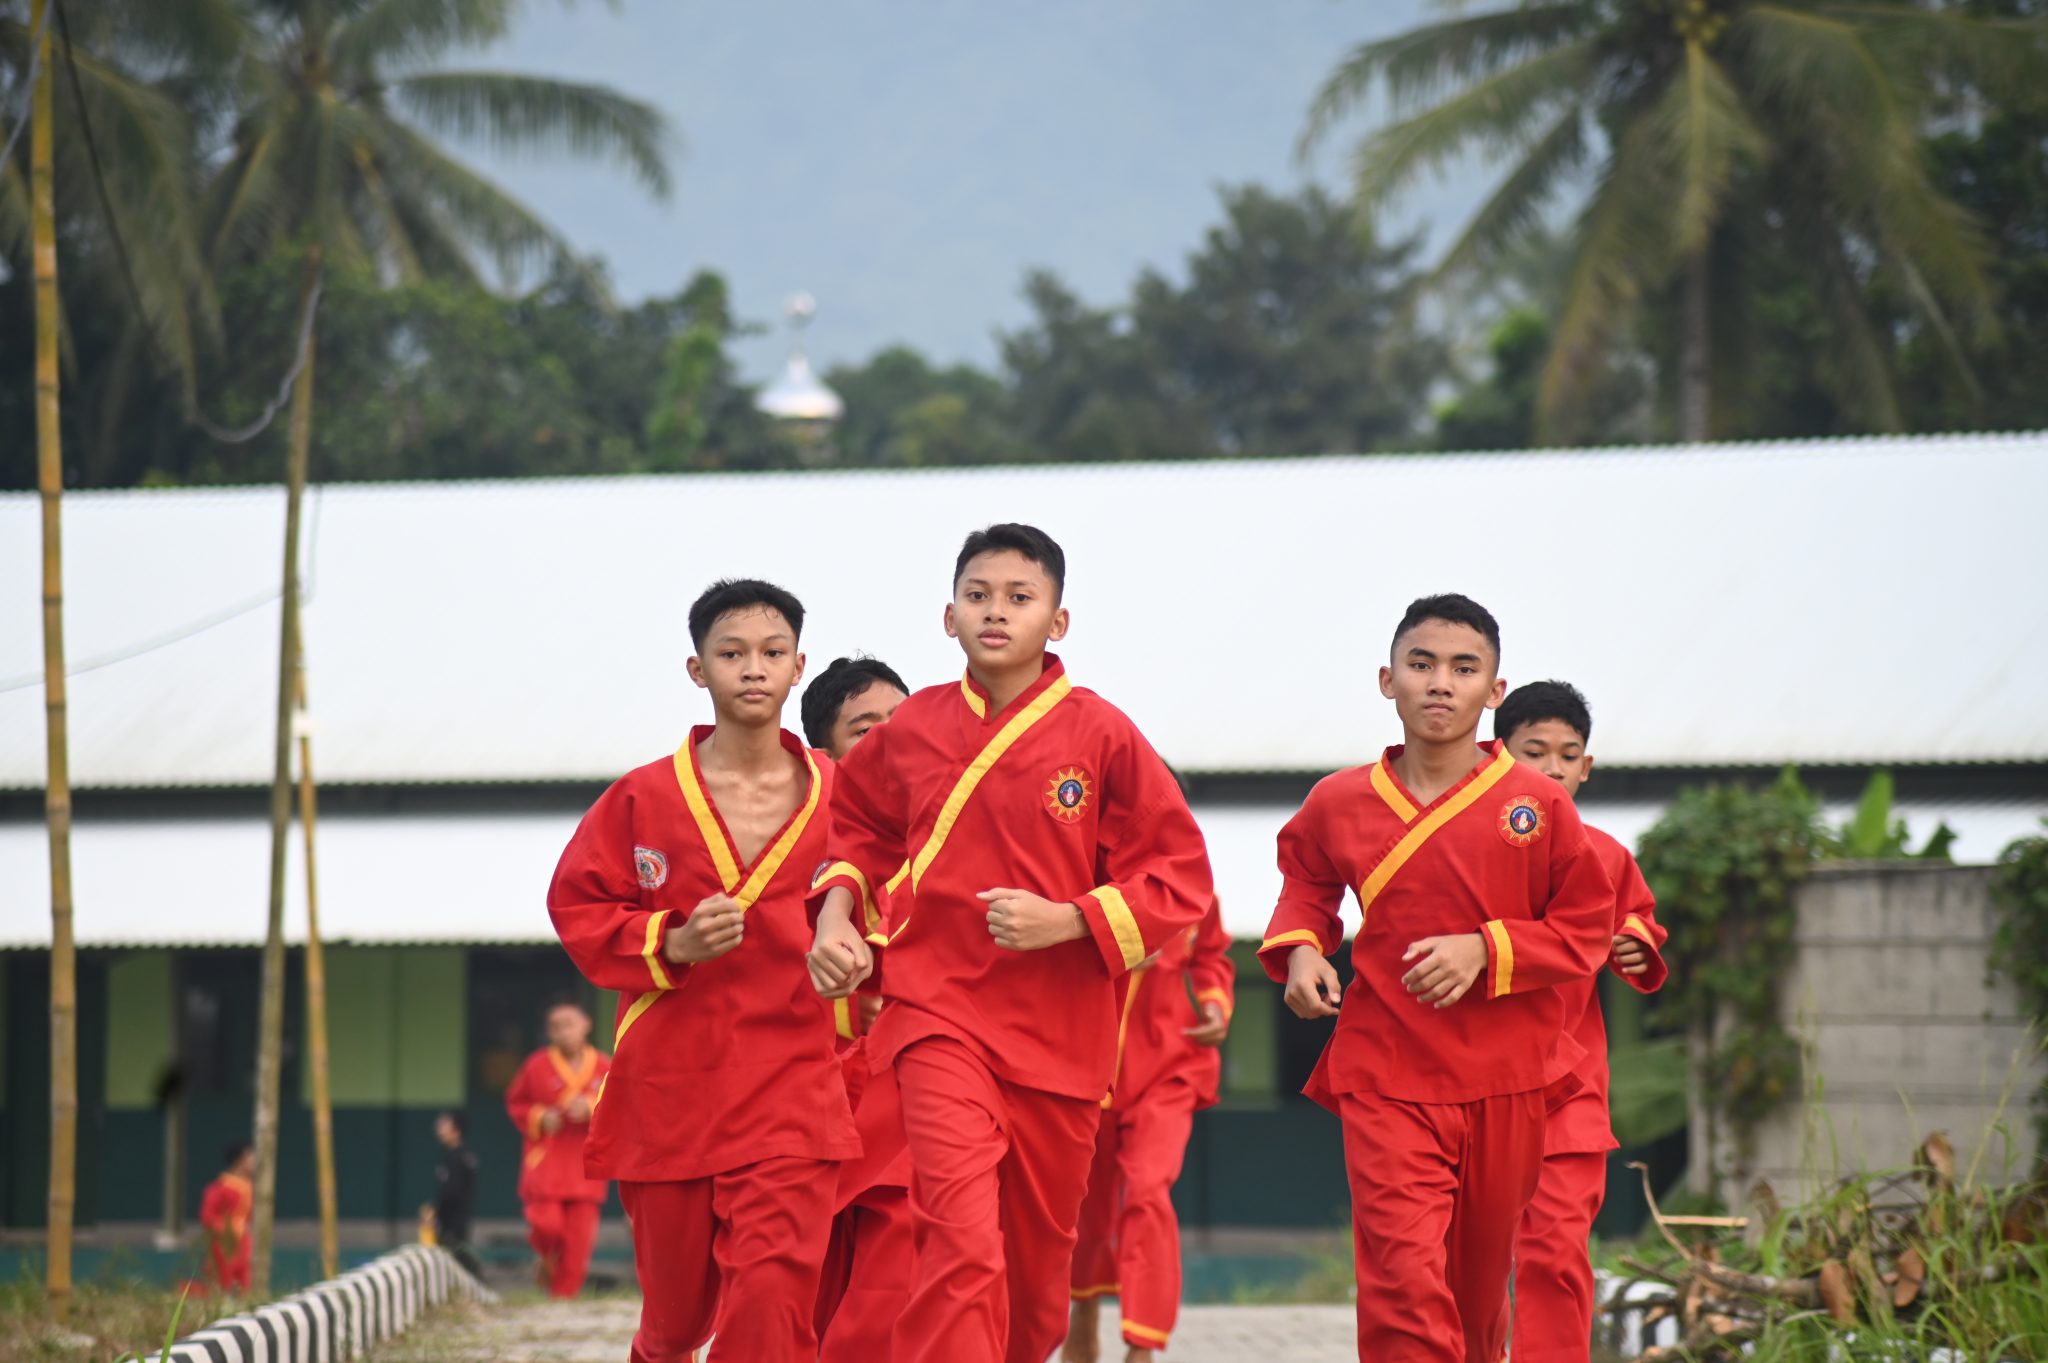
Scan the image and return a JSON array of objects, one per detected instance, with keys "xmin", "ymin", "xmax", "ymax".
[{"xmin": 756, "ymin": 293, "xmax": 844, "ymax": 463}]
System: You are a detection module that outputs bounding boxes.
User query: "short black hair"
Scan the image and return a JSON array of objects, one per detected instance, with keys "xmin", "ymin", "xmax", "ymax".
[
  {"xmin": 546, "ymin": 998, "xmax": 589, "ymax": 1019},
  {"xmin": 224, "ymin": 1140, "xmax": 253, "ymax": 1168},
  {"xmin": 953, "ymin": 524, "xmax": 1066, "ymax": 602},
  {"xmin": 687, "ymin": 578, "xmax": 805, "ymax": 653},
  {"xmin": 1494, "ymin": 680, "xmax": 1593, "ymax": 746},
  {"xmin": 1391, "ymin": 593, "xmax": 1500, "ymax": 663},
  {"xmin": 436, "ymin": 1109, "xmax": 466, "ymax": 1138},
  {"xmin": 800, "ymin": 655, "xmax": 910, "ymax": 748}
]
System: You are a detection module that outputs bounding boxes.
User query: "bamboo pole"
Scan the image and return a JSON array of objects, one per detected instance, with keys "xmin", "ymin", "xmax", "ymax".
[
  {"xmin": 31, "ymin": 0, "xmax": 77, "ymax": 1322},
  {"xmin": 295, "ymin": 658, "xmax": 339, "ymax": 1280},
  {"xmin": 251, "ymin": 245, "xmax": 321, "ymax": 1298}
]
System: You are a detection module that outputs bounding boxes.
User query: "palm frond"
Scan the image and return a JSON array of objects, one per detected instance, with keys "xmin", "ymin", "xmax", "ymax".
[
  {"xmin": 1430, "ymin": 106, "xmax": 1588, "ymax": 283},
  {"xmin": 1651, "ymin": 41, "xmax": 1768, "ymax": 258},
  {"xmin": 1344, "ymin": 37, "xmax": 1596, "ymax": 220},
  {"xmin": 366, "ymin": 112, "xmax": 569, "ymax": 281},
  {"xmin": 1299, "ymin": 0, "xmax": 1594, "ymax": 156},
  {"xmin": 333, "ymin": 0, "xmax": 519, "ymax": 77},
  {"xmin": 1819, "ymin": 3, "xmax": 2048, "ymax": 108},
  {"xmin": 393, "ymin": 70, "xmax": 672, "ymax": 199}
]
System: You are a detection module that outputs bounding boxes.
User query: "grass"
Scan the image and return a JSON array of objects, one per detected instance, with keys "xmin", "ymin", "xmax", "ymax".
[{"xmin": 0, "ymin": 1266, "xmax": 234, "ymax": 1363}]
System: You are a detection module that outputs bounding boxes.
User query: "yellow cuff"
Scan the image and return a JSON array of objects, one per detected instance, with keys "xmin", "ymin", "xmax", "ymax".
[
  {"xmin": 1259, "ymin": 927, "xmax": 1326, "ymax": 956},
  {"xmin": 1483, "ymin": 919, "xmax": 1515, "ymax": 997},
  {"xmin": 1090, "ymin": 886, "xmax": 1146, "ymax": 971},
  {"xmin": 1196, "ymin": 989, "xmax": 1235, "ymax": 1021}
]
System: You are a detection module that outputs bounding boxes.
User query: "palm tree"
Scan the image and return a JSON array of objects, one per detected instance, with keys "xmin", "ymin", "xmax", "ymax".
[
  {"xmin": 1303, "ymin": 0, "xmax": 2047, "ymax": 442},
  {"xmin": 192, "ymin": 0, "xmax": 670, "ymax": 1297}
]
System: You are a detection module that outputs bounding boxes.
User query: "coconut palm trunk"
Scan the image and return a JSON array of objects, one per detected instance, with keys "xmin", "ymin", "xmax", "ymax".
[
  {"xmin": 251, "ymin": 244, "xmax": 321, "ymax": 1299},
  {"xmin": 1681, "ymin": 247, "xmax": 1712, "ymax": 443},
  {"xmin": 30, "ymin": 0, "xmax": 77, "ymax": 1323},
  {"xmin": 295, "ymin": 659, "xmax": 339, "ymax": 1280}
]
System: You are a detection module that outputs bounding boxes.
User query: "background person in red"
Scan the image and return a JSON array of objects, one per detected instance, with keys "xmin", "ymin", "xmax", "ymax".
[
  {"xmin": 807, "ymin": 524, "xmax": 1213, "ymax": 1363},
  {"xmin": 1261, "ymin": 594, "xmax": 1614, "ymax": 1363},
  {"xmin": 197, "ymin": 1140, "xmax": 255, "ymax": 1295},
  {"xmin": 1494, "ymin": 681, "xmax": 1670, "ymax": 1363},
  {"xmin": 1064, "ymin": 890, "xmax": 1234, "ymax": 1362},
  {"xmin": 505, "ymin": 1000, "xmax": 611, "ymax": 1297}
]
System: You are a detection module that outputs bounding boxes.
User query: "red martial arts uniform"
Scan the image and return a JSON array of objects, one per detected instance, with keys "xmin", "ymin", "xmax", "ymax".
[
  {"xmin": 814, "ymin": 1010, "xmax": 917, "ymax": 1363},
  {"xmin": 1258, "ymin": 742, "xmax": 1614, "ymax": 1363},
  {"xmin": 505, "ymin": 1044, "xmax": 612, "ymax": 1297},
  {"xmin": 1070, "ymin": 896, "xmax": 1235, "ymax": 1352},
  {"xmin": 198, "ymin": 1172, "xmax": 252, "ymax": 1294},
  {"xmin": 811, "ymin": 656, "xmax": 1213, "ymax": 1363},
  {"xmin": 1510, "ymin": 823, "xmax": 1669, "ymax": 1363},
  {"xmin": 550, "ymin": 727, "xmax": 860, "ymax": 1363}
]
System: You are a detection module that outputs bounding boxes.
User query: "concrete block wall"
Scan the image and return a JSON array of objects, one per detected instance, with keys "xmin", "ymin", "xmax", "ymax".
[{"xmin": 1699, "ymin": 863, "xmax": 2046, "ymax": 1205}]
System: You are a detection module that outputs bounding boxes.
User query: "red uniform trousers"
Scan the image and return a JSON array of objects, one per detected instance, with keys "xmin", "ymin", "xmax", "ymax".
[
  {"xmin": 1339, "ymin": 1087, "xmax": 1546, "ymax": 1363},
  {"xmin": 524, "ymin": 1198, "xmax": 601, "ymax": 1298},
  {"xmin": 1511, "ymin": 1100, "xmax": 1610, "ymax": 1363},
  {"xmin": 892, "ymin": 1035, "xmax": 1102, "ymax": 1363},
  {"xmin": 620, "ymin": 1157, "xmax": 837, "ymax": 1363},
  {"xmin": 817, "ymin": 1184, "xmax": 916, "ymax": 1362},
  {"xmin": 1069, "ymin": 1079, "xmax": 1200, "ymax": 1351}
]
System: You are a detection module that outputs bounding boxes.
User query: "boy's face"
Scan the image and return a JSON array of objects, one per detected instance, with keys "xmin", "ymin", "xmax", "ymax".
[
  {"xmin": 825, "ymin": 681, "xmax": 907, "ymax": 761},
  {"xmin": 434, "ymin": 1115, "xmax": 461, "ymax": 1147},
  {"xmin": 944, "ymin": 549, "xmax": 1069, "ymax": 673},
  {"xmin": 1504, "ymin": 719, "xmax": 1594, "ymax": 798},
  {"xmin": 233, "ymin": 1149, "xmax": 257, "ymax": 1178},
  {"xmin": 546, "ymin": 1005, "xmax": 591, "ymax": 1052},
  {"xmin": 1378, "ymin": 618, "xmax": 1505, "ymax": 744},
  {"xmin": 686, "ymin": 606, "xmax": 805, "ymax": 723}
]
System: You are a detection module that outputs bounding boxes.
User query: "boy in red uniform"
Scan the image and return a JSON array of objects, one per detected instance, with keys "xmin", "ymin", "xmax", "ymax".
[
  {"xmin": 1495, "ymin": 681, "xmax": 1669, "ymax": 1363},
  {"xmin": 807, "ymin": 524, "xmax": 1213, "ymax": 1363},
  {"xmin": 504, "ymin": 1000, "xmax": 612, "ymax": 1297},
  {"xmin": 198, "ymin": 1141, "xmax": 255, "ymax": 1295},
  {"xmin": 1260, "ymin": 593, "xmax": 1614, "ymax": 1363},
  {"xmin": 549, "ymin": 579, "xmax": 860, "ymax": 1363},
  {"xmin": 801, "ymin": 654, "xmax": 917, "ymax": 1363},
  {"xmin": 1064, "ymin": 892, "xmax": 1234, "ymax": 1361}
]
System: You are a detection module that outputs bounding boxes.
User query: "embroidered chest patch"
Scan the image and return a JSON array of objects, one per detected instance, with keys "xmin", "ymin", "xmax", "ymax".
[
  {"xmin": 633, "ymin": 845, "xmax": 669, "ymax": 889},
  {"xmin": 1045, "ymin": 766, "xmax": 1094, "ymax": 823},
  {"xmin": 1498, "ymin": 797, "xmax": 1544, "ymax": 847}
]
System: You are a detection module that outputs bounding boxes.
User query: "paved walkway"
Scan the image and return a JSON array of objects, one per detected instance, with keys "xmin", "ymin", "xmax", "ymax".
[{"xmin": 374, "ymin": 1295, "xmax": 1360, "ymax": 1362}]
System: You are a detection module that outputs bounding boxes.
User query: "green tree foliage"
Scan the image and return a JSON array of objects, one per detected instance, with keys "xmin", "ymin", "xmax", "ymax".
[
  {"xmin": 826, "ymin": 345, "xmax": 1019, "ymax": 467},
  {"xmin": 1990, "ymin": 821, "xmax": 2048, "ymax": 1143}
]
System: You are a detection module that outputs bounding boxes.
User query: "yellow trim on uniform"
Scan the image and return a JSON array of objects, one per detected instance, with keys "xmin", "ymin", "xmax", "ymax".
[
  {"xmin": 864, "ymin": 931, "xmax": 889, "ymax": 947},
  {"xmin": 815, "ymin": 860, "xmax": 878, "ymax": 933},
  {"xmin": 832, "ymin": 996, "xmax": 856, "ymax": 1041},
  {"xmin": 526, "ymin": 1104, "xmax": 547, "ymax": 1141},
  {"xmin": 1259, "ymin": 927, "xmax": 1325, "ymax": 955},
  {"xmin": 1621, "ymin": 913, "xmax": 1652, "ymax": 942},
  {"xmin": 1196, "ymin": 988, "xmax": 1235, "ymax": 1021},
  {"xmin": 731, "ymin": 747, "xmax": 824, "ymax": 910},
  {"xmin": 525, "ymin": 1145, "xmax": 548, "ymax": 1170},
  {"xmin": 907, "ymin": 674, "xmax": 1073, "ymax": 894},
  {"xmin": 642, "ymin": 909, "xmax": 674, "ymax": 990},
  {"xmin": 1092, "ymin": 885, "xmax": 1147, "ymax": 972},
  {"xmin": 1369, "ymin": 761, "xmax": 1419, "ymax": 823},
  {"xmin": 613, "ymin": 988, "xmax": 664, "ymax": 1046},
  {"xmin": 1101, "ymin": 964, "xmax": 1151, "ymax": 1108},
  {"xmin": 1484, "ymin": 919, "xmax": 1515, "ymax": 997},
  {"xmin": 1070, "ymin": 1283, "xmax": 1121, "ymax": 1300},
  {"xmin": 885, "ymin": 859, "xmax": 911, "ymax": 895},
  {"xmin": 1122, "ymin": 1320, "xmax": 1171, "ymax": 1346},
  {"xmin": 1356, "ymin": 748, "xmax": 1517, "ymax": 916},
  {"xmin": 673, "ymin": 740, "xmax": 741, "ymax": 891},
  {"xmin": 960, "ymin": 672, "xmax": 988, "ymax": 718}
]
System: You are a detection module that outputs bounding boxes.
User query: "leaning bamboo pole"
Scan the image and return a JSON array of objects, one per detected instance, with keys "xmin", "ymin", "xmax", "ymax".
[
  {"xmin": 30, "ymin": 0, "xmax": 77, "ymax": 1322},
  {"xmin": 295, "ymin": 659, "xmax": 339, "ymax": 1280}
]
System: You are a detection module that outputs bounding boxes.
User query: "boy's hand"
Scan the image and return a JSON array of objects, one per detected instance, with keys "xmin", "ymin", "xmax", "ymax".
[
  {"xmin": 1402, "ymin": 933, "xmax": 1486, "ymax": 1007},
  {"xmin": 666, "ymin": 893, "xmax": 745, "ymax": 964},
  {"xmin": 980, "ymin": 888, "xmax": 1086, "ymax": 951},
  {"xmin": 1283, "ymin": 944, "xmax": 1343, "ymax": 1019},
  {"xmin": 1183, "ymin": 1000, "xmax": 1231, "ymax": 1046},
  {"xmin": 808, "ymin": 898, "xmax": 875, "ymax": 998},
  {"xmin": 859, "ymin": 992, "xmax": 885, "ymax": 1029},
  {"xmin": 565, "ymin": 1096, "xmax": 591, "ymax": 1123},
  {"xmin": 1612, "ymin": 934, "xmax": 1651, "ymax": 976},
  {"xmin": 539, "ymin": 1107, "xmax": 563, "ymax": 1135}
]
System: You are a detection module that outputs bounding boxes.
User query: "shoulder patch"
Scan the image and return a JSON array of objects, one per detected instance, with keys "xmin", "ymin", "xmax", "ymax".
[
  {"xmin": 633, "ymin": 845, "xmax": 669, "ymax": 889},
  {"xmin": 1498, "ymin": 796, "xmax": 1544, "ymax": 847},
  {"xmin": 1045, "ymin": 766, "xmax": 1094, "ymax": 823}
]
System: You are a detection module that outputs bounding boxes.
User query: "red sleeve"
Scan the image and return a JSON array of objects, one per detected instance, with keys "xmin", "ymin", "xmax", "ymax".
[
  {"xmin": 505, "ymin": 1054, "xmax": 549, "ymax": 1141},
  {"xmin": 1073, "ymin": 733, "xmax": 1213, "ymax": 978},
  {"xmin": 1608, "ymin": 848, "xmax": 1669, "ymax": 994},
  {"xmin": 808, "ymin": 719, "xmax": 909, "ymax": 937},
  {"xmin": 1477, "ymin": 796, "xmax": 1615, "ymax": 999},
  {"xmin": 199, "ymin": 1182, "xmax": 229, "ymax": 1232},
  {"xmin": 548, "ymin": 778, "xmax": 685, "ymax": 994},
  {"xmin": 1259, "ymin": 793, "xmax": 1345, "ymax": 982},
  {"xmin": 1187, "ymin": 897, "xmax": 1236, "ymax": 1020}
]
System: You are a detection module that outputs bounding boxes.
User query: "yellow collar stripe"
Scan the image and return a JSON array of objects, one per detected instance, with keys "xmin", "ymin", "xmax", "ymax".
[
  {"xmin": 1101, "ymin": 961, "xmax": 1151, "ymax": 1108},
  {"xmin": 1356, "ymin": 748, "xmax": 1517, "ymax": 916},
  {"xmin": 908, "ymin": 674, "xmax": 1073, "ymax": 894},
  {"xmin": 732, "ymin": 747, "xmax": 824, "ymax": 910},
  {"xmin": 613, "ymin": 988, "xmax": 663, "ymax": 1047},
  {"xmin": 674, "ymin": 741, "xmax": 742, "ymax": 892},
  {"xmin": 1484, "ymin": 919, "xmax": 1515, "ymax": 996},
  {"xmin": 960, "ymin": 673, "xmax": 988, "ymax": 718},
  {"xmin": 1369, "ymin": 761, "xmax": 1419, "ymax": 823},
  {"xmin": 832, "ymin": 996, "xmax": 856, "ymax": 1041}
]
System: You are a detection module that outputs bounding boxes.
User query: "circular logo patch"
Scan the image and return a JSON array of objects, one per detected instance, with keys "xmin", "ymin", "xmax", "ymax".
[
  {"xmin": 633, "ymin": 845, "xmax": 669, "ymax": 889},
  {"xmin": 1045, "ymin": 766, "xmax": 1094, "ymax": 823},
  {"xmin": 1498, "ymin": 797, "xmax": 1544, "ymax": 847}
]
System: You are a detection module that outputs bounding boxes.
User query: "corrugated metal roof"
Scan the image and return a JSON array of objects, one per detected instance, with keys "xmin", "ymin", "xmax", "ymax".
[
  {"xmin": 2, "ymin": 798, "xmax": 2037, "ymax": 947},
  {"xmin": 2, "ymin": 433, "xmax": 2044, "ymax": 789}
]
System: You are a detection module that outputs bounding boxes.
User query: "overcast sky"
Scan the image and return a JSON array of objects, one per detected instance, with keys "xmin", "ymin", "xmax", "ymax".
[{"xmin": 468, "ymin": 0, "xmax": 1474, "ymax": 380}]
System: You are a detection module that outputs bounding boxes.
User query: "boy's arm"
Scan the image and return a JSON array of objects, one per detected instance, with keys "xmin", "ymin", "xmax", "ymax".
[
  {"xmin": 547, "ymin": 781, "xmax": 688, "ymax": 994},
  {"xmin": 1609, "ymin": 849, "xmax": 1670, "ymax": 994},
  {"xmin": 1072, "ymin": 741, "xmax": 1213, "ymax": 977},
  {"xmin": 504, "ymin": 1056, "xmax": 548, "ymax": 1141},
  {"xmin": 808, "ymin": 721, "xmax": 910, "ymax": 937},
  {"xmin": 1188, "ymin": 897, "xmax": 1236, "ymax": 1021},
  {"xmin": 1476, "ymin": 797, "xmax": 1616, "ymax": 999},
  {"xmin": 1257, "ymin": 798, "xmax": 1346, "ymax": 981}
]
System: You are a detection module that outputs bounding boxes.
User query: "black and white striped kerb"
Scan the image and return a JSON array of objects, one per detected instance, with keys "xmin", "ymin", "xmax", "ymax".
[
  {"xmin": 155, "ymin": 1244, "xmax": 494, "ymax": 1363},
  {"xmin": 1593, "ymin": 1268, "xmax": 1682, "ymax": 1356}
]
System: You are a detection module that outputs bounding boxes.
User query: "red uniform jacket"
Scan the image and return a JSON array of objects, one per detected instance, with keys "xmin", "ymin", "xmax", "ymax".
[
  {"xmin": 811, "ymin": 655, "xmax": 1214, "ymax": 1101},
  {"xmin": 1550, "ymin": 823, "xmax": 1671, "ymax": 1153},
  {"xmin": 1258, "ymin": 742, "xmax": 1615, "ymax": 1105},
  {"xmin": 1108, "ymin": 896, "xmax": 1235, "ymax": 1111},
  {"xmin": 505, "ymin": 1045, "xmax": 612, "ymax": 1203},
  {"xmin": 548, "ymin": 726, "xmax": 861, "ymax": 1182},
  {"xmin": 199, "ymin": 1173, "xmax": 252, "ymax": 1287}
]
